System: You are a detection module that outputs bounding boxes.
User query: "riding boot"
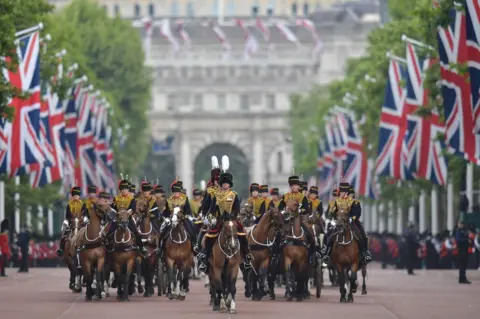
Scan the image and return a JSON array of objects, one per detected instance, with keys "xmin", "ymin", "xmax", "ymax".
[
  {"xmin": 56, "ymin": 233, "xmax": 67, "ymax": 257},
  {"xmin": 199, "ymin": 237, "xmax": 214, "ymax": 273},
  {"xmin": 269, "ymin": 232, "xmax": 283, "ymax": 268},
  {"xmin": 322, "ymin": 237, "xmax": 333, "ymax": 263},
  {"xmin": 239, "ymin": 236, "xmax": 253, "ymax": 269},
  {"xmin": 194, "ymin": 231, "xmax": 205, "ymax": 253},
  {"xmin": 356, "ymin": 222, "xmax": 372, "ymax": 263},
  {"xmin": 128, "ymin": 220, "xmax": 147, "ymax": 257},
  {"xmin": 302, "ymin": 225, "xmax": 316, "ymax": 264}
]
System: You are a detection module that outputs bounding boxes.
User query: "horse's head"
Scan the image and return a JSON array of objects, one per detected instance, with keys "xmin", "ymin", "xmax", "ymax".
[
  {"xmin": 222, "ymin": 220, "xmax": 238, "ymax": 251},
  {"xmin": 117, "ymin": 208, "xmax": 133, "ymax": 229},
  {"xmin": 156, "ymin": 197, "xmax": 166, "ymax": 213},
  {"xmin": 282, "ymin": 199, "xmax": 299, "ymax": 223},
  {"xmin": 93, "ymin": 199, "xmax": 112, "ymax": 218},
  {"xmin": 171, "ymin": 206, "xmax": 185, "ymax": 228},
  {"xmin": 267, "ymin": 207, "xmax": 284, "ymax": 229}
]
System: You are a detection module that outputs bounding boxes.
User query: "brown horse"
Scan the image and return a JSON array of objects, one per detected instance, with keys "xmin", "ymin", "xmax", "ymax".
[
  {"xmin": 164, "ymin": 207, "xmax": 194, "ymax": 301},
  {"xmin": 209, "ymin": 220, "xmax": 241, "ymax": 314},
  {"xmin": 282, "ymin": 199, "xmax": 309, "ymax": 301},
  {"xmin": 73, "ymin": 200, "xmax": 110, "ymax": 301},
  {"xmin": 305, "ymin": 213, "xmax": 325, "ymax": 298},
  {"xmin": 247, "ymin": 207, "xmax": 282, "ymax": 301},
  {"xmin": 62, "ymin": 216, "xmax": 83, "ymax": 293},
  {"xmin": 112, "ymin": 208, "xmax": 138, "ymax": 301},
  {"xmin": 134, "ymin": 197, "xmax": 158, "ymax": 297},
  {"xmin": 331, "ymin": 209, "xmax": 360, "ymax": 303}
]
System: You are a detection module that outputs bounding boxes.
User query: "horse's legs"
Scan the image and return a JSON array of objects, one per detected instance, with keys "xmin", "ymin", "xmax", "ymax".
[
  {"xmin": 284, "ymin": 258, "xmax": 293, "ymax": 301},
  {"xmin": 166, "ymin": 258, "xmax": 175, "ymax": 300},
  {"xmin": 337, "ymin": 265, "xmax": 347, "ymax": 302},
  {"xmin": 212, "ymin": 268, "xmax": 223, "ymax": 311},
  {"xmin": 228, "ymin": 272, "xmax": 238, "ymax": 314},
  {"xmin": 83, "ymin": 260, "xmax": 94, "ymax": 301},
  {"xmin": 114, "ymin": 262, "xmax": 123, "ymax": 301},
  {"xmin": 123, "ymin": 258, "xmax": 134, "ymax": 301},
  {"xmin": 362, "ymin": 265, "xmax": 367, "ymax": 295},
  {"xmin": 348, "ymin": 270, "xmax": 357, "ymax": 302},
  {"xmin": 136, "ymin": 258, "xmax": 144, "ymax": 294},
  {"xmin": 141, "ymin": 259, "xmax": 150, "ymax": 297},
  {"xmin": 256, "ymin": 266, "xmax": 268, "ymax": 301}
]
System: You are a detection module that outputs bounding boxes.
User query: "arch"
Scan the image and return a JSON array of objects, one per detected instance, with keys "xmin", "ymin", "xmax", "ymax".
[
  {"xmin": 142, "ymin": 150, "xmax": 176, "ymax": 191},
  {"xmin": 194, "ymin": 143, "xmax": 250, "ymax": 200}
]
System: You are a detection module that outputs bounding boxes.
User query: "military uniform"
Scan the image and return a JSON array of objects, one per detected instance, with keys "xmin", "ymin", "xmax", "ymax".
[
  {"xmin": 56, "ymin": 186, "xmax": 88, "ymax": 256},
  {"xmin": 198, "ymin": 171, "xmax": 253, "ymax": 272},
  {"xmin": 273, "ymin": 176, "xmax": 319, "ymax": 264},
  {"xmin": 248, "ymin": 183, "xmax": 266, "ymax": 223},
  {"xmin": 308, "ymin": 186, "xmax": 324, "ymax": 217},
  {"xmin": 190, "ymin": 189, "xmax": 203, "ymax": 217},
  {"xmin": 348, "ymin": 186, "xmax": 372, "ymax": 263},
  {"xmin": 0, "ymin": 219, "xmax": 11, "ymax": 277},
  {"xmin": 84, "ymin": 185, "xmax": 98, "ymax": 215},
  {"xmin": 455, "ymin": 220, "xmax": 471, "ymax": 284},
  {"xmin": 111, "ymin": 179, "xmax": 146, "ymax": 256},
  {"xmin": 260, "ymin": 184, "xmax": 272, "ymax": 209},
  {"xmin": 270, "ymin": 187, "xmax": 281, "ymax": 209}
]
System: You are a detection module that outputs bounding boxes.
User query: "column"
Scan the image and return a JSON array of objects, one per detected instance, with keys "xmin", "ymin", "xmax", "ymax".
[
  {"xmin": 431, "ymin": 187, "xmax": 439, "ymax": 234},
  {"xmin": 0, "ymin": 181, "xmax": 4, "ymax": 222},
  {"xmin": 48, "ymin": 208, "xmax": 54, "ymax": 236},
  {"xmin": 15, "ymin": 176, "xmax": 20, "ymax": 233},
  {"xmin": 387, "ymin": 201, "xmax": 394, "ymax": 233},
  {"xmin": 408, "ymin": 200, "xmax": 415, "ymax": 224},
  {"xmin": 26, "ymin": 207, "xmax": 32, "ymax": 229},
  {"xmin": 378, "ymin": 203, "xmax": 386, "ymax": 233},
  {"xmin": 466, "ymin": 163, "xmax": 474, "ymax": 212},
  {"xmin": 180, "ymin": 133, "xmax": 193, "ymax": 195},
  {"xmin": 37, "ymin": 205, "xmax": 44, "ymax": 234},
  {"xmin": 363, "ymin": 202, "xmax": 370, "ymax": 232},
  {"xmin": 447, "ymin": 181, "xmax": 454, "ymax": 231},
  {"xmin": 396, "ymin": 205, "xmax": 403, "ymax": 235},
  {"xmin": 371, "ymin": 204, "xmax": 378, "ymax": 232},
  {"xmin": 252, "ymin": 123, "xmax": 263, "ymax": 183},
  {"xmin": 419, "ymin": 191, "xmax": 426, "ymax": 232}
]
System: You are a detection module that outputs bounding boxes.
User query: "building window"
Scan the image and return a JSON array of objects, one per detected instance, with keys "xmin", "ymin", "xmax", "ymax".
[
  {"xmin": 167, "ymin": 94, "xmax": 177, "ymax": 110},
  {"xmin": 186, "ymin": 2, "xmax": 194, "ymax": 17},
  {"xmin": 316, "ymin": 2, "xmax": 321, "ymax": 10},
  {"xmin": 303, "ymin": 2, "xmax": 309, "ymax": 16},
  {"xmin": 114, "ymin": 4, "xmax": 120, "ymax": 15},
  {"xmin": 148, "ymin": 3, "xmax": 155, "ymax": 17},
  {"xmin": 227, "ymin": 0, "xmax": 235, "ymax": 15},
  {"xmin": 193, "ymin": 94, "xmax": 203, "ymax": 109},
  {"xmin": 267, "ymin": 5, "xmax": 274, "ymax": 16},
  {"xmin": 240, "ymin": 94, "xmax": 249, "ymax": 110},
  {"xmin": 252, "ymin": 5, "xmax": 259, "ymax": 16},
  {"xmin": 291, "ymin": 2, "xmax": 297, "ymax": 16},
  {"xmin": 171, "ymin": 1, "xmax": 179, "ymax": 16},
  {"xmin": 217, "ymin": 94, "xmax": 226, "ymax": 110},
  {"xmin": 277, "ymin": 151, "xmax": 283, "ymax": 173},
  {"xmin": 134, "ymin": 3, "xmax": 141, "ymax": 17},
  {"xmin": 266, "ymin": 94, "xmax": 275, "ymax": 110}
]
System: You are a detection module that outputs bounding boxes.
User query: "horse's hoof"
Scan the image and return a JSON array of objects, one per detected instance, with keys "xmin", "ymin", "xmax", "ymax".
[
  {"xmin": 229, "ymin": 309, "xmax": 236, "ymax": 314},
  {"xmin": 116, "ymin": 295, "xmax": 122, "ymax": 301},
  {"xmin": 143, "ymin": 292, "xmax": 150, "ymax": 297},
  {"xmin": 178, "ymin": 295, "xmax": 185, "ymax": 301},
  {"xmin": 167, "ymin": 293, "xmax": 174, "ymax": 300},
  {"xmin": 362, "ymin": 290, "xmax": 367, "ymax": 295},
  {"xmin": 138, "ymin": 286, "xmax": 144, "ymax": 294},
  {"xmin": 340, "ymin": 297, "xmax": 347, "ymax": 303},
  {"xmin": 213, "ymin": 305, "xmax": 219, "ymax": 311},
  {"xmin": 85, "ymin": 296, "xmax": 92, "ymax": 302},
  {"xmin": 286, "ymin": 295, "xmax": 292, "ymax": 302},
  {"xmin": 185, "ymin": 287, "xmax": 190, "ymax": 293},
  {"xmin": 269, "ymin": 294, "xmax": 275, "ymax": 300},
  {"xmin": 101, "ymin": 291, "xmax": 106, "ymax": 298},
  {"xmin": 125, "ymin": 297, "xmax": 130, "ymax": 302},
  {"xmin": 347, "ymin": 295, "xmax": 354, "ymax": 303},
  {"xmin": 244, "ymin": 291, "xmax": 251, "ymax": 298},
  {"xmin": 106, "ymin": 293, "xmax": 110, "ymax": 298},
  {"xmin": 296, "ymin": 297, "xmax": 303, "ymax": 302}
]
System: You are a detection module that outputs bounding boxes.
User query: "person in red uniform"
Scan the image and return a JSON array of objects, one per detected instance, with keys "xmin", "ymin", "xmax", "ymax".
[{"xmin": 0, "ymin": 219, "xmax": 12, "ymax": 277}]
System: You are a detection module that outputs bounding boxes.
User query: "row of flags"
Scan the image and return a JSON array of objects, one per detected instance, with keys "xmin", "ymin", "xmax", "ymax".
[
  {"xmin": 134, "ymin": 17, "xmax": 323, "ymax": 59},
  {"xmin": 316, "ymin": 2, "xmax": 480, "ymax": 199},
  {"xmin": 0, "ymin": 25, "xmax": 116, "ymax": 196}
]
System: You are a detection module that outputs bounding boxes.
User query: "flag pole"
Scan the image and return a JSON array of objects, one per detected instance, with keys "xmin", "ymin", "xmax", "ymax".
[
  {"xmin": 15, "ymin": 23, "xmax": 44, "ymax": 39},
  {"xmin": 386, "ymin": 51, "xmax": 407, "ymax": 64},
  {"xmin": 401, "ymin": 34, "xmax": 435, "ymax": 51}
]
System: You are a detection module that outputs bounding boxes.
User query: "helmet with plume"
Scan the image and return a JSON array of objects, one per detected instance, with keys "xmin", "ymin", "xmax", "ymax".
[{"xmin": 210, "ymin": 156, "xmax": 221, "ymax": 182}]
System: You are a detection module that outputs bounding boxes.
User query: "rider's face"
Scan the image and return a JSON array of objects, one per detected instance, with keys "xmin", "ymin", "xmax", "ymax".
[
  {"xmin": 272, "ymin": 195, "xmax": 279, "ymax": 200},
  {"xmin": 251, "ymin": 190, "xmax": 259, "ymax": 197},
  {"xmin": 72, "ymin": 195, "xmax": 80, "ymax": 200},
  {"xmin": 121, "ymin": 189, "xmax": 129, "ymax": 196},
  {"xmin": 291, "ymin": 184, "xmax": 300, "ymax": 192},
  {"xmin": 143, "ymin": 191, "xmax": 151, "ymax": 197},
  {"xmin": 88, "ymin": 193, "xmax": 96, "ymax": 198},
  {"xmin": 309, "ymin": 193, "xmax": 317, "ymax": 200},
  {"xmin": 261, "ymin": 192, "xmax": 268, "ymax": 198},
  {"xmin": 194, "ymin": 195, "xmax": 201, "ymax": 201},
  {"xmin": 222, "ymin": 183, "xmax": 230, "ymax": 190}
]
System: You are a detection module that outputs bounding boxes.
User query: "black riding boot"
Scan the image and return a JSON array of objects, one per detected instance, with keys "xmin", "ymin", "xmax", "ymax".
[
  {"xmin": 269, "ymin": 232, "xmax": 283, "ymax": 268},
  {"xmin": 322, "ymin": 236, "xmax": 334, "ymax": 263},
  {"xmin": 185, "ymin": 221, "xmax": 197, "ymax": 254},
  {"xmin": 128, "ymin": 220, "xmax": 146, "ymax": 257},
  {"xmin": 355, "ymin": 222, "xmax": 372, "ymax": 263},
  {"xmin": 194, "ymin": 231, "xmax": 205, "ymax": 253},
  {"xmin": 56, "ymin": 232, "xmax": 68, "ymax": 256},
  {"xmin": 239, "ymin": 235, "xmax": 253, "ymax": 269},
  {"xmin": 199, "ymin": 237, "xmax": 214, "ymax": 273},
  {"xmin": 302, "ymin": 224, "xmax": 316, "ymax": 264}
]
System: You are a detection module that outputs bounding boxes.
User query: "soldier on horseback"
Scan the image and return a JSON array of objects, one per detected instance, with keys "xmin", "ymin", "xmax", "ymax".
[
  {"xmin": 308, "ymin": 186, "xmax": 323, "ymax": 217},
  {"xmin": 84, "ymin": 185, "xmax": 97, "ymax": 215},
  {"xmin": 190, "ymin": 189, "xmax": 203, "ymax": 217},
  {"xmin": 111, "ymin": 179, "xmax": 147, "ymax": 257},
  {"xmin": 270, "ymin": 188, "xmax": 281, "ymax": 209},
  {"xmin": 197, "ymin": 156, "xmax": 253, "ymax": 272},
  {"xmin": 153, "ymin": 185, "xmax": 165, "ymax": 201},
  {"xmin": 248, "ymin": 183, "xmax": 266, "ymax": 223},
  {"xmin": 56, "ymin": 186, "xmax": 88, "ymax": 257},
  {"xmin": 271, "ymin": 176, "xmax": 320, "ymax": 265},
  {"xmin": 301, "ymin": 181, "xmax": 308, "ymax": 196},
  {"xmin": 157, "ymin": 181, "xmax": 197, "ymax": 259},
  {"xmin": 260, "ymin": 184, "xmax": 271, "ymax": 208},
  {"xmin": 322, "ymin": 183, "xmax": 372, "ymax": 264}
]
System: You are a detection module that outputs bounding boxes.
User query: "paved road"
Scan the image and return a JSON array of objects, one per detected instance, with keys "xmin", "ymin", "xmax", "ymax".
[{"xmin": 0, "ymin": 264, "xmax": 479, "ymax": 319}]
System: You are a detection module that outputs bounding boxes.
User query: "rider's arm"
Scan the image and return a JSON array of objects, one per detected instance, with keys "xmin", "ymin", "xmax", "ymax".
[
  {"xmin": 209, "ymin": 196, "xmax": 217, "ymax": 216},
  {"xmin": 317, "ymin": 201, "xmax": 324, "ymax": 217},
  {"xmin": 65, "ymin": 204, "xmax": 72, "ymax": 220},
  {"xmin": 163, "ymin": 201, "xmax": 171, "ymax": 218},
  {"xmin": 259, "ymin": 201, "xmax": 266, "ymax": 215},
  {"xmin": 81, "ymin": 203, "xmax": 89, "ymax": 218},
  {"xmin": 184, "ymin": 198, "xmax": 192, "ymax": 216},
  {"xmin": 277, "ymin": 196, "xmax": 286, "ymax": 211},
  {"xmin": 350, "ymin": 202, "xmax": 360, "ymax": 220},
  {"xmin": 128, "ymin": 198, "xmax": 136, "ymax": 212},
  {"xmin": 301, "ymin": 196, "xmax": 310, "ymax": 214},
  {"xmin": 200, "ymin": 192, "xmax": 211, "ymax": 215},
  {"xmin": 232, "ymin": 195, "xmax": 240, "ymax": 217}
]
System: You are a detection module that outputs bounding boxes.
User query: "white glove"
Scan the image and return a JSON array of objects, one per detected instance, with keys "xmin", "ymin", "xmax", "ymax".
[{"xmin": 83, "ymin": 216, "xmax": 89, "ymax": 224}]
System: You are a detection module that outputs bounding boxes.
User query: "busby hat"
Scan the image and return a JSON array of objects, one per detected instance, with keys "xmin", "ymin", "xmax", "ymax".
[
  {"xmin": 300, "ymin": 181, "xmax": 308, "ymax": 191},
  {"xmin": 250, "ymin": 183, "xmax": 260, "ymax": 192},
  {"xmin": 260, "ymin": 185, "xmax": 268, "ymax": 193},
  {"xmin": 129, "ymin": 184, "xmax": 136, "ymax": 193},
  {"xmin": 119, "ymin": 179, "xmax": 130, "ymax": 190},
  {"xmin": 181, "ymin": 188, "xmax": 186, "ymax": 194},
  {"xmin": 71, "ymin": 186, "xmax": 81, "ymax": 196},
  {"xmin": 141, "ymin": 182, "xmax": 152, "ymax": 192},
  {"xmin": 1, "ymin": 219, "xmax": 9, "ymax": 233},
  {"xmin": 270, "ymin": 188, "xmax": 279, "ymax": 196},
  {"xmin": 154, "ymin": 185, "xmax": 164, "ymax": 194},
  {"xmin": 309, "ymin": 186, "xmax": 319, "ymax": 195},
  {"xmin": 99, "ymin": 192, "xmax": 111, "ymax": 199},
  {"xmin": 171, "ymin": 182, "xmax": 182, "ymax": 193},
  {"xmin": 211, "ymin": 156, "xmax": 221, "ymax": 182},
  {"xmin": 348, "ymin": 186, "xmax": 355, "ymax": 195},
  {"xmin": 339, "ymin": 182, "xmax": 350, "ymax": 193},
  {"xmin": 288, "ymin": 175, "xmax": 300, "ymax": 185},
  {"xmin": 193, "ymin": 188, "xmax": 202, "ymax": 196},
  {"xmin": 87, "ymin": 185, "xmax": 97, "ymax": 194},
  {"xmin": 219, "ymin": 172, "xmax": 233, "ymax": 187},
  {"xmin": 177, "ymin": 181, "xmax": 183, "ymax": 187},
  {"xmin": 332, "ymin": 188, "xmax": 338, "ymax": 197}
]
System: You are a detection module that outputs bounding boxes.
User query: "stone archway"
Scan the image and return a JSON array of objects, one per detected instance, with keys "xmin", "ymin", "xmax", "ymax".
[{"xmin": 194, "ymin": 143, "xmax": 250, "ymax": 200}]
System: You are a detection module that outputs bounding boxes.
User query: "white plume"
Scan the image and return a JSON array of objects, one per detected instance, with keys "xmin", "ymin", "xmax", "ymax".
[
  {"xmin": 200, "ymin": 180, "xmax": 206, "ymax": 190},
  {"xmin": 211, "ymin": 156, "xmax": 219, "ymax": 169},
  {"xmin": 221, "ymin": 155, "xmax": 230, "ymax": 172}
]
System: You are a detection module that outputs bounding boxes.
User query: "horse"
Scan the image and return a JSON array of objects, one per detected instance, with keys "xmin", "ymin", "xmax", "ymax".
[
  {"xmin": 164, "ymin": 207, "xmax": 194, "ymax": 301},
  {"xmin": 247, "ymin": 207, "xmax": 282, "ymax": 301},
  {"xmin": 208, "ymin": 220, "xmax": 241, "ymax": 314},
  {"xmin": 331, "ymin": 208, "xmax": 360, "ymax": 303},
  {"xmin": 72, "ymin": 200, "xmax": 110, "ymax": 301},
  {"xmin": 134, "ymin": 197, "xmax": 159, "ymax": 297},
  {"xmin": 282, "ymin": 199, "xmax": 309, "ymax": 301},
  {"xmin": 305, "ymin": 213, "xmax": 325, "ymax": 298},
  {"xmin": 112, "ymin": 208, "xmax": 138, "ymax": 302},
  {"xmin": 62, "ymin": 216, "xmax": 83, "ymax": 293}
]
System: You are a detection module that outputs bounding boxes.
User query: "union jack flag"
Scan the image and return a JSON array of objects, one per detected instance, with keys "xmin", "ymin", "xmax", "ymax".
[
  {"xmin": 316, "ymin": 140, "xmax": 324, "ymax": 173},
  {"xmin": 94, "ymin": 104, "xmax": 115, "ymax": 192},
  {"xmin": 339, "ymin": 108, "xmax": 377, "ymax": 199},
  {"xmin": 1, "ymin": 32, "xmax": 45, "ymax": 175},
  {"xmin": 375, "ymin": 60, "xmax": 414, "ymax": 180},
  {"xmin": 325, "ymin": 118, "xmax": 344, "ymax": 182},
  {"xmin": 437, "ymin": 7, "xmax": 479, "ymax": 163},
  {"xmin": 465, "ymin": 0, "xmax": 480, "ymax": 147},
  {"xmin": 75, "ymin": 92, "xmax": 98, "ymax": 195},
  {"xmin": 319, "ymin": 133, "xmax": 335, "ymax": 196},
  {"xmin": 404, "ymin": 43, "xmax": 448, "ymax": 185}
]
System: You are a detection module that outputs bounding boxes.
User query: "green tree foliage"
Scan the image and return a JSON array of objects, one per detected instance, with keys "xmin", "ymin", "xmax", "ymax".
[
  {"xmin": 0, "ymin": 0, "xmax": 151, "ymax": 228},
  {"xmin": 290, "ymin": 0, "xmax": 475, "ymax": 210}
]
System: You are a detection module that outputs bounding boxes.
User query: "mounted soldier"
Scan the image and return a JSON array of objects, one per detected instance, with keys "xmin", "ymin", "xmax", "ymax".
[
  {"xmin": 275, "ymin": 176, "xmax": 319, "ymax": 264},
  {"xmin": 129, "ymin": 184, "xmax": 136, "ymax": 197},
  {"xmin": 158, "ymin": 180, "xmax": 197, "ymax": 259},
  {"xmin": 84, "ymin": 185, "xmax": 97, "ymax": 215},
  {"xmin": 348, "ymin": 186, "xmax": 372, "ymax": 263},
  {"xmin": 111, "ymin": 179, "xmax": 147, "ymax": 257},
  {"xmin": 270, "ymin": 188, "xmax": 281, "ymax": 209},
  {"xmin": 56, "ymin": 186, "xmax": 88, "ymax": 257},
  {"xmin": 197, "ymin": 155, "xmax": 253, "ymax": 272},
  {"xmin": 248, "ymin": 183, "xmax": 266, "ymax": 223},
  {"xmin": 190, "ymin": 188, "xmax": 203, "ymax": 217},
  {"xmin": 138, "ymin": 181, "xmax": 159, "ymax": 217},
  {"xmin": 260, "ymin": 184, "xmax": 271, "ymax": 209},
  {"xmin": 308, "ymin": 186, "xmax": 324, "ymax": 218},
  {"xmin": 153, "ymin": 185, "xmax": 165, "ymax": 201}
]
